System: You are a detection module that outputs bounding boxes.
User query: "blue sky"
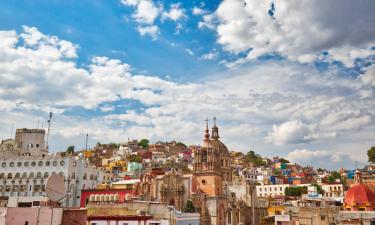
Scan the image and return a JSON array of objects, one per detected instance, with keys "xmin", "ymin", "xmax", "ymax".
[
  {"xmin": 0, "ymin": 0, "xmax": 224, "ymax": 81},
  {"xmin": 0, "ymin": 0, "xmax": 374, "ymax": 169}
]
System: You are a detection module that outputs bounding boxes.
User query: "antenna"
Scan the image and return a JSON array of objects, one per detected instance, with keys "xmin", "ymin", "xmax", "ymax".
[
  {"xmin": 46, "ymin": 112, "xmax": 53, "ymax": 151},
  {"xmin": 85, "ymin": 133, "xmax": 89, "ymax": 151}
]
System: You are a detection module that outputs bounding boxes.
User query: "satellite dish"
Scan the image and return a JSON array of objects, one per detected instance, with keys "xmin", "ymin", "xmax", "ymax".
[{"xmin": 45, "ymin": 174, "xmax": 65, "ymax": 202}]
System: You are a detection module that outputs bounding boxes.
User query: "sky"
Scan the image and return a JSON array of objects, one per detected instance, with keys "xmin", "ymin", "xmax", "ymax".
[{"xmin": 0, "ymin": 0, "xmax": 374, "ymax": 170}]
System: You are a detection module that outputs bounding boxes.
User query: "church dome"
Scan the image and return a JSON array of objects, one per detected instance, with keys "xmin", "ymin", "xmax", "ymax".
[
  {"xmin": 210, "ymin": 139, "xmax": 229, "ymax": 155},
  {"xmin": 345, "ymin": 184, "xmax": 375, "ymax": 206}
]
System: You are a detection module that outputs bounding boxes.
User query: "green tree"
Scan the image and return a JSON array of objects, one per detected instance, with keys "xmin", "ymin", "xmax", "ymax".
[
  {"xmin": 367, "ymin": 146, "xmax": 375, "ymax": 163},
  {"xmin": 176, "ymin": 142, "xmax": 186, "ymax": 147},
  {"xmin": 285, "ymin": 186, "xmax": 307, "ymax": 197},
  {"xmin": 279, "ymin": 158, "xmax": 290, "ymax": 163},
  {"xmin": 127, "ymin": 154, "xmax": 142, "ymax": 163},
  {"xmin": 66, "ymin": 145, "xmax": 75, "ymax": 155},
  {"xmin": 245, "ymin": 150, "xmax": 265, "ymax": 166},
  {"xmin": 138, "ymin": 139, "xmax": 150, "ymax": 149},
  {"xmin": 327, "ymin": 171, "xmax": 341, "ymax": 183},
  {"xmin": 183, "ymin": 200, "xmax": 195, "ymax": 213}
]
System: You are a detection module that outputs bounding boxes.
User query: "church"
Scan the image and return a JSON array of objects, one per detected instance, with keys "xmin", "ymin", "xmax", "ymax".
[{"xmin": 192, "ymin": 118, "xmax": 232, "ymax": 225}]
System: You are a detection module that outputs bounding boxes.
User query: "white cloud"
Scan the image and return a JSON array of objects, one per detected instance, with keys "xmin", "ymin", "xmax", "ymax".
[
  {"xmin": 162, "ymin": 4, "xmax": 186, "ymax": 21},
  {"xmin": 212, "ymin": 0, "xmax": 375, "ymax": 67},
  {"xmin": 192, "ymin": 7, "xmax": 207, "ymax": 15},
  {"xmin": 198, "ymin": 14, "xmax": 216, "ymax": 30},
  {"xmin": 132, "ymin": 0, "xmax": 159, "ymax": 24},
  {"xmin": 286, "ymin": 149, "xmax": 359, "ymax": 170},
  {"xmin": 121, "ymin": 0, "xmax": 160, "ymax": 38},
  {"xmin": 361, "ymin": 65, "xmax": 375, "ymax": 86},
  {"xmin": 185, "ymin": 48, "xmax": 194, "ymax": 56},
  {"xmin": 266, "ymin": 120, "xmax": 313, "ymax": 145},
  {"xmin": 0, "ymin": 26, "xmax": 374, "ymax": 162},
  {"xmin": 200, "ymin": 51, "xmax": 218, "ymax": 60},
  {"xmin": 137, "ymin": 25, "xmax": 159, "ymax": 39}
]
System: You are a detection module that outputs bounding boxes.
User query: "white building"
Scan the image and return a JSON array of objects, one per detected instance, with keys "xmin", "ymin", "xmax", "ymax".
[
  {"xmin": 256, "ymin": 184, "xmax": 311, "ymax": 197},
  {"xmin": 0, "ymin": 154, "xmax": 110, "ymax": 207},
  {"xmin": 321, "ymin": 183, "xmax": 344, "ymax": 198}
]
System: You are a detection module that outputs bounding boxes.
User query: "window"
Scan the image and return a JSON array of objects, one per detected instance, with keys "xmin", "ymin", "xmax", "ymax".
[
  {"xmin": 83, "ymin": 174, "xmax": 87, "ymax": 180},
  {"xmin": 15, "ymin": 173, "xmax": 20, "ymax": 178},
  {"xmin": 1, "ymin": 162, "xmax": 5, "ymax": 167},
  {"xmin": 36, "ymin": 144, "xmax": 39, "ymax": 148},
  {"xmin": 33, "ymin": 201, "xmax": 40, "ymax": 206},
  {"xmin": 25, "ymin": 221, "xmax": 29, "ymax": 225},
  {"xmin": 0, "ymin": 173, "xmax": 4, "ymax": 179},
  {"xmin": 31, "ymin": 161, "xmax": 36, "ymax": 167},
  {"xmin": 29, "ymin": 172, "xmax": 34, "ymax": 178},
  {"xmin": 7, "ymin": 173, "xmax": 12, "ymax": 179},
  {"xmin": 36, "ymin": 172, "xmax": 42, "ymax": 178},
  {"xmin": 201, "ymin": 179, "xmax": 206, "ymax": 185},
  {"xmin": 320, "ymin": 216, "xmax": 326, "ymax": 220},
  {"xmin": 60, "ymin": 161, "xmax": 65, "ymax": 166},
  {"xmin": 22, "ymin": 173, "xmax": 27, "ymax": 178},
  {"xmin": 9, "ymin": 162, "xmax": 14, "ymax": 167},
  {"xmin": 45, "ymin": 161, "xmax": 50, "ymax": 166},
  {"xmin": 44, "ymin": 172, "xmax": 49, "ymax": 178},
  {"xmin": 71, "ymin": 172, "xmax": 75, "ymax": 179},
  {"xmin": 17, "ymin": 162, "xmax": 22, "ymax": 167},
  {"xmin": 24, "ymin": 161, "xmax": 29, "ymax": 167},
  {"xmin": 38, "ymin": 161, "xmax": 43, "ymax": 167},
  {"xmin": 53, "ymin": 161, "xmax": 58, "ymax": 166}
]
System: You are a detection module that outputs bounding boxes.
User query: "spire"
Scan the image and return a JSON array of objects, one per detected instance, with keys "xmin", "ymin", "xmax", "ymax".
[
  {"xmin": 204, "ymin": 118, "xmax": 210, "ymax": 141},
  {"xmin": 211, "ymin": 117, "xmax": 219, "ymax": 139},
  {"xmin": 354, "ymin": 169, "xmax": 362, "ymax": 184}
]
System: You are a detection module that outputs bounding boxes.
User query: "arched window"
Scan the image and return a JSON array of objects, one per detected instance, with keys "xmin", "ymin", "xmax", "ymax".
[
  {"xmin": 44, "ymin": 172, "xmax": 49, "ymax": 178},
  {"xmin": 29, "ymin": 172, "xmax": 34, "ymax": 178},
  {"xmin": 22, "ymin": 172, "xmax": 27, "ymax": 178},
  {"xmin": 0, "ymin": 173, "xmax": 4, "ymax": 179},
  {"xmin": 7, "ymin": 173, "xmax": 12, "ymax": 179},
  {"xmin": 36, "ymin": 172, "xmax": 42, "ymax": 178},
  {"xmin": 15, "ymin": 173, "xmax": 20, "ymax": 178},
  {"xmin": 71, "ymin": 172, "xmax": 75, "ymax": 179},
  {"xmin": 83, "ymin": 173, "xmax": 87, "ymax": 180},
  {"xmin": 38, "ymin": 161, "xmax": 43, "ymax": 167}
]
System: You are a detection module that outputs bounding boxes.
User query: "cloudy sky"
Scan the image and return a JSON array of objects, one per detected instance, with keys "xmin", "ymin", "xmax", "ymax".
[{"xmin": 0, "ymin": 0, "xmax": 374, "ymax": 169}]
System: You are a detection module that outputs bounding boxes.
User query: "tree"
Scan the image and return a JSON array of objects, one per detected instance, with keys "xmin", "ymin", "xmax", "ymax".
[
  {"xmin": 127, "ymin": 154, "xmax": 142, "ymax": 163},
  {"xmin": 245, "ymin": 150, "xmax": 266, "ymax": 166},
  {"xmin": 176, "ymin": 142, "xmax": 186, "ymax": 147},
  {"xmin": 183, "ymin": 200, "xmax": 195, "ymax": 213},
  {"xmin": 66, "ymin": 145, "xmax": 75, "ymax": 155},
  {"xmin": 279, "ymin": 158, "xmax": 290, "ymax": 163},
  {"xmin": 138, "ymin": 139, "xmax": 150, "ymax": 149},
  {"xmin": 285, "ymin": 186, "xmax": 307, "ymax": 197},
  {"xmin": 328, "ymin": 171, "xmax": 341, "ymax": 183},
  {"xmin": 368, "ymin": 146, "xmax": 375, "ymax": 163}
]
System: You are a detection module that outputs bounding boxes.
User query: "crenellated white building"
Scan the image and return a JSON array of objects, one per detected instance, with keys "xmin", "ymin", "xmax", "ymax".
[{"xmin": 0, "ymin": 154, "xmax": 111, "ymax": 207}]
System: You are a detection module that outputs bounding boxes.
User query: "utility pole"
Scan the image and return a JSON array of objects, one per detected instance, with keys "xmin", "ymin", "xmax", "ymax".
[{"xmin": 46, "ymin": 112, "xmax": 53, "ymax": 151}]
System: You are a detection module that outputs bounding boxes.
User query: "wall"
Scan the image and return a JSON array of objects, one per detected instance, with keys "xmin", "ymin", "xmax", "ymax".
[
  {"xmin": 61, "ymin": 209, "xmax": 87, "ymax": 225},
  {"xmin": 5, "ymin": 207, "xmax": 62, "ymax": 225}
]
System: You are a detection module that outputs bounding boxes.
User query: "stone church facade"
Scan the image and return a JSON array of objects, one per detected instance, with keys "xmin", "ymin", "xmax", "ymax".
[{"xmin": 192, "ymin": 118, "xmax": 232, "ymax": 225}]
